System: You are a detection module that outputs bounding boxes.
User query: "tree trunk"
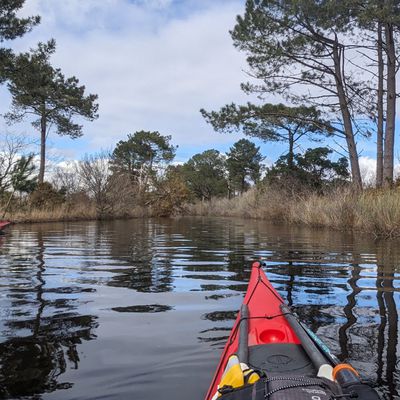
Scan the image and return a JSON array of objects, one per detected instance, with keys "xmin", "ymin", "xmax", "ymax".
[
  {"xmin": 288, "ymin": 129, "xmax": 294, "ymax": 170},
  {"xmin": 332, "ymin": 44, "xmax": 362, "ymax": 189},
  {"xmin": 38, "ymin": 115, "xmax": 46, "ymax": 184},
  {"xmin": 383, "ymin": 23, "xmax": 396, "ymax": 187},
  {"xmin": 376, "ymin": 22, "xmax": 384, "ymax": 188}
]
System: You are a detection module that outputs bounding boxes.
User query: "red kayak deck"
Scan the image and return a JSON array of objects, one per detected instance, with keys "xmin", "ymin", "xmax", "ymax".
[{"xmin": 205, "ymin": 262, "xmax": 301, "ymax": 400}]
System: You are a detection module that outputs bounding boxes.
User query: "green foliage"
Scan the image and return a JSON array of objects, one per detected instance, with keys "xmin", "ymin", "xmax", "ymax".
[
  {"xmin": 29, "ymin": 182, "xmax": 65, "ymax": 209},
  {"xmin": 201, "ymin": 103, "xmax": 333, "ymax": 140},
  {"xmin": 0, "ymin": 1, "xmax": 40, "ymax": 41},
  {"xmin": 226, "ymin": 139, "xmax": 263, "ymax": 195},
  {"xmin": 7, "ymin": 40, "xmax": 98, "ymax": 136},
  {"xmin": 0, "ymin": 135, "xmax": 37, "ymax": 195},
  {"xmin": 182, "ymin": 149, "xmax": 228, "ymax": 201},
  {"xmin": 356, "ymin": 0, "xmax": 400, "ymax": 27},
  {"xmin": 266, "ymin": 147, "xmax": 350, "ymax": 191},
  {"xmin": 111, "ymin": 130, "xmax": 176, "ymax": 187},
  {"xmin": 231, "ymin": 0, "xmax": 356, "ymax": 99},
  {"xmin": 10, "ymin": 154, "xmax": 37, "ymax": 193},
  {"xmin": 202, "ymin": 102, "xmax": 332, "ymax": 170},
  {"xmin": 0, "ymin": 1, "xmax": 40, "ymax": 82},
  {"xmin": 219, "ymin": 0, "xmax": 381, "ymax": 187}
]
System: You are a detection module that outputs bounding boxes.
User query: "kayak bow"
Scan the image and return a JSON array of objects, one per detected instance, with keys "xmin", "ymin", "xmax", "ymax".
[
  {"xmin": 0, "ymin": 220, "xmax": 11, "ymax": 233},
  {"xmin": 205, "ymin": 261, "xmax": 380, "ymax": 400}
]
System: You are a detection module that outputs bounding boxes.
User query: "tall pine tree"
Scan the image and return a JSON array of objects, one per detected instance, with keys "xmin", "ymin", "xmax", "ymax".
[
  {"xmin": 6, "ymin": 40, "xmax": 99, "ymax": 183},
  {"xmin": 226, "ymin": 0, "xmax": 373, "ymax": 188}
]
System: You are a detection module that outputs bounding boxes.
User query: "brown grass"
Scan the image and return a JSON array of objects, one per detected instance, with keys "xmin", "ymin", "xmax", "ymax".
[
  {"xmin": 6, "ymin": 202, "xmax": 149, "ymax": 224},
  {"xmin": 185, "ymin": 186, "xmax": 400, "ymax": 238},
  {"xmin": 7, "ymin": 186, "xmax": 400, "ymax": 238}
]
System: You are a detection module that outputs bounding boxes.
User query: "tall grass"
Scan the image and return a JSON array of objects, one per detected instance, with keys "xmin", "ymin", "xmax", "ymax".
[
  {"xmin": 6, "ymin": 202, "xmax": 149, "ymax": 223},
  {"xmin": 185, "ymin": 186, "xmax": 400, "ymax": 238},
  {"xmin": 7, "ymin": 186, "xmax": 400, "ymax": 238}
]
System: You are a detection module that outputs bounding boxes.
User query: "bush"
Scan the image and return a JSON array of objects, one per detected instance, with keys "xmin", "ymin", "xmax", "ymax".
[
  {"xmin": 29, "ymin": 182, "xmax": 65, "ymax": 209},
  {"xmin": 150, "ymin": 174, "xmax": 190, "ymax": 217}
]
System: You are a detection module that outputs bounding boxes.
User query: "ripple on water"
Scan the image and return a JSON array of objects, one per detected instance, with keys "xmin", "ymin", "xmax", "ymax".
[{"xmin": 0, "ymin": 218, "xmax": 399, "ymax": 400}]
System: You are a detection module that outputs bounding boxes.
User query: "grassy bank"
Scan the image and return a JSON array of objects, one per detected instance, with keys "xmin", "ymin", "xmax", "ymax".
[
  {"xmin": 5, "ymin": 186, "xmax": 400, "ymax": 238},
  {"xmin": 185, "ymin": 187, "xmax": 400, "ymax": 238},
  {"xmin": 5, "ymin": 203, "xmax": 149, "ymax": 224}
]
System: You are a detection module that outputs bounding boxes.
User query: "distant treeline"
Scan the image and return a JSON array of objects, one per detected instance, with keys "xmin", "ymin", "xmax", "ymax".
[{"xmin": 0, "ymin": 128, "xmax": 353, "ymax": 219}]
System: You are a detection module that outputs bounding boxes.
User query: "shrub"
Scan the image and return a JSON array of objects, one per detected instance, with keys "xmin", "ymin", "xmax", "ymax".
[{"xmin": 29, "ymin": 182, "xmax": 65, "ymax": 209}]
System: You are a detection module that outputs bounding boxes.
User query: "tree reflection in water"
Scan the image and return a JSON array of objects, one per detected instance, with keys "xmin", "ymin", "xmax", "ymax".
[
  {"xmin": 107, "ymin": 221, "xmax": 174, "ymax": 293},
  {"xmin": 376, "ymin": 243, "xmax": 398, "ymax": 399},
  {"xmin": 338, "ymin": 263, "xmax": 362, "ymax": 361},
  {"xmin": 0, "ymin": 230, "xmax": 98, "ymax": 398}
]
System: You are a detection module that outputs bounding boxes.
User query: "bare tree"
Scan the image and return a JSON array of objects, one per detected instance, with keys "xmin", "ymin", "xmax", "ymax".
[
  {"xmin": 77, "ymin": 152, "xmax": 136, "ymax": 217},
  {"xmin": 0, "ymin": 133, "xmax": 34, "ymax": 192},
  {"xmin": 52, "ymin": 163, "xmax": 80, "ymax": 195},
  {"xmin": 77, "ymin": 152, "xmax": 113, "ymax": 216}
]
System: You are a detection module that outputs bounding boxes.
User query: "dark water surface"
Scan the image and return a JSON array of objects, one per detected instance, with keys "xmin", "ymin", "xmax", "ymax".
[{"xmin": 0, "ymin": 218, "xmax": 399, "ymax": 399}]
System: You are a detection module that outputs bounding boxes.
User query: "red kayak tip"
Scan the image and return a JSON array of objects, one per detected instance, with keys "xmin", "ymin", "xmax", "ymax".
[{"xmin": 0, "ymin": 220, "xmax": 11, "ymax": 230}]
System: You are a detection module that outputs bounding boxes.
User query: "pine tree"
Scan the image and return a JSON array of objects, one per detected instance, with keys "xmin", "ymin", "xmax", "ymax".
[
  {"xmin": 225, "ymin": 0, "xmax": 372, "ymax": 188},
  {"xmin": 0, "ymin": 0, "xmax": 40, "ymax": 83},
  {"xmin": 6, "ymin": 40, "xmax": 99, "ymax": 183},
  {"xmin": 182, "ymin": 150, "xmax": 228, "ymax": 201},
  {"xmin": 111, "ymin": 131, "xmax": 176, "ymax": 192},
  {"xmin": 202, "ymin": 103, "xmax": 333, "ymax": 171},
  {"xmin": 226, "ymin": 139, "xmax": 263, "ymax": 195}
]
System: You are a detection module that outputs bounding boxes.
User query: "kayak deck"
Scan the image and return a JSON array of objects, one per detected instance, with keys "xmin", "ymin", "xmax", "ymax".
[
  {"xmin": 205, "ymin": 262, "xmax": 310, "ymax": 400},
  {"xmin": 247, "ymin": 343, "xmax": 315, "ymax": 375}
]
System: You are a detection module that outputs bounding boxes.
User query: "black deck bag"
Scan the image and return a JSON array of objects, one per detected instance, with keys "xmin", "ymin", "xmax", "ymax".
[
  {"xmin": 218, "ymin": 374, "xmax": 343, "ymax": 400},
  {"xmin": 218, "ymin": 374, "xmax": 382, "ymax": 400},
  {"xmin": 340, "ymin": 382, "xmax": 381, "ymax": 400}
]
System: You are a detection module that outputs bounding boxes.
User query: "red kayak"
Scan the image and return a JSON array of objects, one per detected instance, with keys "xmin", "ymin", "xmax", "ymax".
[
  {"xmin": 0, "ymin": 220, "xmax": 11, "ymax": 232},
  {"xmin": 205, "ymin": 261, "xmax": 380, "ymax": 400}
]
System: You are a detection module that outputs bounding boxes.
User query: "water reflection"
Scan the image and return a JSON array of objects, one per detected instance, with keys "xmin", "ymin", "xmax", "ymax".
[
  {"xmin": 376, "ymin": 243, "xmax": 399, "ymax": 399},
  {"xmin": 0, "ymin": 229, "xmax": 98, "ymax": 398},
  {"xmin": 0, "ymin": 219, "xmax": 399, "ymax": 399},
  {"xmin": 111, "ymin": 304, "xmax": 173, "ymax": 313},
  {"xmin": 107, "ymin": 222, "xmax": 175, "ymax": 292}
]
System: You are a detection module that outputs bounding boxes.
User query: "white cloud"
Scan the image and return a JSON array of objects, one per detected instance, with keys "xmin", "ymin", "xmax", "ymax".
[
  {"xmin": 3, "ymin": 0, "xmax": 248, "ymax": 162},
  {"xmin": 359, "ymin": 156, "xmax": 400, "ymax": 186},
  {"xmin": 359, "ymin": 156, "xmax": 376, "ymax": 187}
]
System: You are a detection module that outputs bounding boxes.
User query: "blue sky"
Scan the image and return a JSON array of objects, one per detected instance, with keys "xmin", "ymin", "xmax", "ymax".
[{"xmin": 0, "ymin": 0, "xmax": 386, "ymax": 181}]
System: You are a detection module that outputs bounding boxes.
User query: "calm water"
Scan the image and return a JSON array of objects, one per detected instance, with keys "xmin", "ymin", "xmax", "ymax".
[{"xmin": 0, "ymin": 217, "xmax": 399, "ymax": 400}]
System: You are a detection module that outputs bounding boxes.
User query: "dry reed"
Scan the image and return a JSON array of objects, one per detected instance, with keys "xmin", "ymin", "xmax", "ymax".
[
  {"xmin": 6, "ymin": 202, "xmax": 148, "ymax": 223},
  {"xmin": 185, "ymin": 186, "xmax": 400, "ymax": 238},
  {"xmin": 7, "ymin": 186, "xmax": 400, "ymax": 238}
]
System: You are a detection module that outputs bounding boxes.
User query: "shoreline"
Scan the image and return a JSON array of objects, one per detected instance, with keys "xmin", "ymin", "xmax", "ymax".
[{"xmin": 4, "ymin": 187, "xmax": 400, "ymax": 239}]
